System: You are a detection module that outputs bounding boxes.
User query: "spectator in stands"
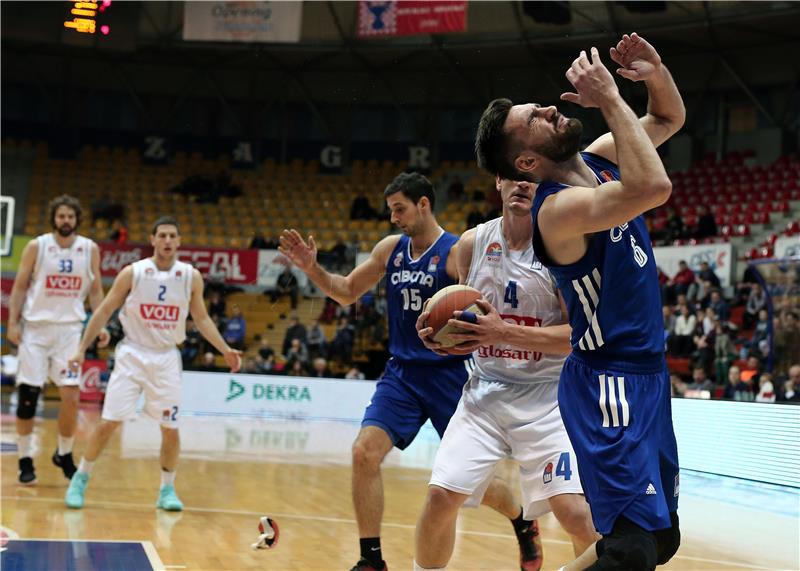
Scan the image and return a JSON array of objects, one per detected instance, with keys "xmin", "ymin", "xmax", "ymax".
[
  {"xmin": 91, "ymin": 192, "xmax": 124, "ymax": 223},
  {"xmin": 345, "ymin": 363, "xmax": 366, "ymax": 380},
  {"xmin": 749, "ymin": 308, "xmax": 770, "ymax": 354},
  {"xmin": 196, "ymin": 352, "xmax": 225, "ymax": 373},
  {"xmin": 466, "ymin": 202, "xmax": 485, "ymax": 229},
  {"xmin": 714, "ymin": 321, "xmax": 737, "ymax": 382},
  {"xmin": 216, "ymin": 170, "xmax": 242, "ymax": 199},
  {"xmin": 181, "ymin": 318, "xmax": 202, "ymax": 367},
  {"xmin": 306, "ymin": 319, "xmax": 327, "ymax": 360},
  {"xmin": 110, "ymin": 219, "xmax": 128, "ymax": 245},
  {"xmin": 777, "ymin": 364, "xmax": 800, "ymax": 402},
  {"xmin": 685, "ymin": 366, "xmax": 714, "ymax": 393},
  {"xmin": 694, "ymin": 205, "xmax": 717, "ymax": 240},
  {"xmin": 744, "ymin": 283, "xmax": 767, "ymax": 330},
  {"xmin": 223, "ymin": 305, "xmax": 246, "ymax": 350},
  {"xmin": 755, "ymin": 373, "xmax": 776, "ymax": 403},
  {"xmin": 270, "ymin": 266, "xmax": 299, "ymax": 309},
  {"xmin": 287, "ymin": 359, "xmax": 308, "ymax": 377},
  {"xmin": 329, "ymin": 316, "xmax": 355, "ymax": 363},
  {"xmin": 702, "ymin": 307, "xmax": 717, "ymax": 336},
  {"xmin": 671, "ymin": 304, "xmax": 696, "ymax": 356},
  {"xmin": 243, "ymin": 358, "xmax": 262, "ymax": 374},
  {"xmin": 708, "ymin": 289, "xmax": 730, "ymax": 322},
  {"xmin": 688, "ymin": 261, "xmax": 720, "ymax": 303},
  {"xmin": 665, "ymin": 207, "xmax": 685, "ymax": 243},
  {"xmin": 740, "ymin": 355, "xmax": 762, "ymax": 386},
  {"xmin": 447, "ymin": 176, "xmax": 465, "ymax": 202},
  {"xmin": 319, "ymin": 297, "xmax": 338, "ymax": 324},
  {"xmin": 330, "ymin": 238, "xmax": 348, "ymax": 271},
  {"xmin": 774, "ymin": 311, "xmax": 800, "ymax": 375},
  {"xmin": 285, "ymin": 338, "xmax": 309, "ymax": 370},
  {"xmin": 208, "ymin": 291, "xmax": 226, "ymax": 321},
  {"xmin": 350, "ymin": 192, "xmax": 376, "ymax": 220},
  {"xmin": 722, "ymin": 365, "xmax": 754, "ymax": 401},
  {"xmin": 662, "ymin": 261, "xmax": 695, "ymax": 305},
  {"xmin": 250, "ymin": 230, "xmax": 270, "ymax": 249},
  {"xmin": 256, "ymin": 353, "xmax": 275, "ymax": 374},
  {"xmin": 670, "ymin": 374, "xmax": 686, "ymax": 397},
  {"xmin": 662, "ymin": 305, "xmax": 675, "ymax": 351},
  {"xmin": 282, "ymin": 316, "xmax": 307, "ymax": 356},
  {"xmin": 258, "ymin": 337, "xmax": 275, "ymax": 362},
  {"xmin": 310, "ymin": 357, "xmax": 332, "ymax": 378}
]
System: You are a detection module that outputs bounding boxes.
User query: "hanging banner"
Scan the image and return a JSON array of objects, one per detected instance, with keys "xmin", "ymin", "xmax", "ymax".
[
  {"xmin": 98, "ymin": 243, "xmax": 259, "ymax": 285},
  {"xmin": 774, "ymin": 235, "xmax": 800, "ymax": 259},
  {"xmin": 357, "ymin": 1, "xmax": 467, "ymax": 38},
  {"xmin": 183, "ymin": 1, "xmax": 302, "ymax": 43},
  {"xmin": 79, "ymin": 359, "xmax": 108, "ymax": 403},
  {"xmin": 653, "ymin": 242, "xmax": 733, "ymax": 287},
  {"xmin": 257, "ymin": 250, "xmax": 309, "ymax": 290}
]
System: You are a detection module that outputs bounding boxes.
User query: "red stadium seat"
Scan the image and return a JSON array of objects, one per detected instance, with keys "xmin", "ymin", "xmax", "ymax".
[
  {"xmin": 735, "ymin": 224, "xmax": 751, "ymax": 237},
  {"xmin": 786, "ymin": 221, "xmax": 800, "ymax": 236}
]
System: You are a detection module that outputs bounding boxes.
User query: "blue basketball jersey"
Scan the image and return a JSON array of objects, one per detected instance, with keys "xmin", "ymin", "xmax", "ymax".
[
  {"xmin": 385, "ymin": 231, "xmax": 467, "ymax": 364},
  {"xmin": 531, "ymin": 152, "xmax": 664, "ymax": 368}
]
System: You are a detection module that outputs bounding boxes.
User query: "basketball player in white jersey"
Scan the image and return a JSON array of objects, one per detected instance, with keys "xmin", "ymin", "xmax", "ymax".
[
  {"xmin": 62, "ymin": 216, "xmax": 242, "ymax": 511},
  {"xmin": 7, "ymin": 195, "xmax": 109, "ymax": 485},
  {"xmin": 413, "ymin": 178, "xmax": 599, "ymax": 571}
]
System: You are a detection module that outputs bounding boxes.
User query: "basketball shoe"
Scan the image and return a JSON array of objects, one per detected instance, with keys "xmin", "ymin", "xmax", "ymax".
[
  {"xmin": 156, "ymin": 484, "xmax": 184, "ymax": 511},
  {"xmin": 52, "ymin": 449, "xmax": 78, "ymax": 479},
  {"xmin": 517, "ymin": 519, "xmax": 543, "ymax": 571},
  {"xmin": 18, "ymin": 457, "xmax": 36, "ymax": 485},
  {"xmin": 65, "ymin": 471, "xmax": 90, "ymax": 509},
  {"xmin": 349, "ymin": 559, "xmax": 387, "ymax": 571}
]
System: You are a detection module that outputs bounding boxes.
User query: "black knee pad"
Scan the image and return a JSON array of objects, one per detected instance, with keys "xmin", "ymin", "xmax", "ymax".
[
  {"xmin": 587, "ymin": 517, "xmax": 657, "ymax": 571},
  {"xmin": 654, "ymin": 512, "xmax": 680, "ymax": 565},
  {"xmin": 16, "ymin": 384, "xmax": 42, "ymax": 420}
]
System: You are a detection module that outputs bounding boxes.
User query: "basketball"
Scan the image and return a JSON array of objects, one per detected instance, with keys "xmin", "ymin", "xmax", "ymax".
[{"xmin": 424, "ymin": 285, "xmax": 485, "ymax": 348}]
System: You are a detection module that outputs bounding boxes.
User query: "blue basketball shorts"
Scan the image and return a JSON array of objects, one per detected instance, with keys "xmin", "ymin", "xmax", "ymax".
[
  {"xmin": 362, "ymin": 357, "xmax": 472, "ymax": 450},
  {"xmin": 559, "ymin": 353, "xmax": 680, "ymax": 535}
]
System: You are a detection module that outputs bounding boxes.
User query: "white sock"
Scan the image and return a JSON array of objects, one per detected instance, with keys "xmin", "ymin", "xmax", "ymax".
[
  {"xmin": 58, "ymin": 435, "xmax": 75, "ymax": 456},
  {"xmin": 78, "ymin": 458, "xmax": 95, "ymax": 475},
  {"xmin": 413, "ymin": 561, "xmax": 446, "ymax": 571},
  {"xmin": 160, "ymin": 469, "xmax": 176, "ymax": 488},
  {"xmin": 18, "ymin": 434, "xmax": 33, "ymax": 458}
]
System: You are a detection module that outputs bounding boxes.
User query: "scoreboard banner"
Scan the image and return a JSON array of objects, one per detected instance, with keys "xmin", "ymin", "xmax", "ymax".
[
  {"xmin": 774, "ymin": 235, "xmax": 800, "ymax": 259},
  {"xmin": 183, "ymin": 1, "xmax": 302, "ymax": 43},
  {"xmin": 357, "ymin": 1, "xmax": 467, "ymax": 38}
]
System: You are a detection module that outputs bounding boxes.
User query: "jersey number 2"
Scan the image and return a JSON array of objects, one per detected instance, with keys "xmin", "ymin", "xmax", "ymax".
[
  {"xmin": 504, "ymin": 281, "xmax": 519, "ymax": 308},
  {"xmin": 158, "ymin": 285, "xmax": 167, "ymax": 301}
]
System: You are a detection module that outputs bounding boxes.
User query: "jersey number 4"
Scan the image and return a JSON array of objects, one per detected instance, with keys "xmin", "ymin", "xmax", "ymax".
[
  {"xmin": 504, "ymin": 281, "xmax": 519, "ymax": 308},
  {"xmin": 401, "ymin": 288, "xmax": 422, "ymax": 311}
]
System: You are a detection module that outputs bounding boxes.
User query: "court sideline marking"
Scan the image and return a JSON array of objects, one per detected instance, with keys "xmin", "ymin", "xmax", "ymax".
[{"xmin": 1, "ymin": 495, "xmax": 774, "ymax": 570}]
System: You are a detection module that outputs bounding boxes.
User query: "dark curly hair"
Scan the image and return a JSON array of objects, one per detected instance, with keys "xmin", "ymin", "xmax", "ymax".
[{"xmin": 475, "ymin": 98, "xmax": 527, "ymax": 181}]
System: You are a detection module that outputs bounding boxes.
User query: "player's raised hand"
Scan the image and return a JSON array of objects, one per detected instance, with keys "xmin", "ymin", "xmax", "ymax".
[
  {"xmin": 560, "ymin": 47, "xmax": 619, "ymax": 109},
  {"xmin": 416, "ymin": 308, "xmax": 450, "ymax": 356},
  {"xmin": 609, "ymin": 32, "xmax": 661, "ymax": 82},
  {"xmin": 223, "ymin": 348, "xmax": 243, "ymax": 372},
  {"xmin": 447, "ymin": 299, "xmax": 506, "ymax": 348},
  {"xmin": 278, "ymin": 229, "xmax": 317, "ymax": 272}
]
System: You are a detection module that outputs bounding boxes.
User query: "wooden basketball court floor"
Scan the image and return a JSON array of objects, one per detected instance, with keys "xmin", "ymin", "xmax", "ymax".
[{"xmin": 1, "ymin": 402, "xmax": 798, "ymax": 570}]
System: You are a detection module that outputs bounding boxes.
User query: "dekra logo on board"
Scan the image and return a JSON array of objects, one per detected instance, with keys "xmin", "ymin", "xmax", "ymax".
[{"xmin": 225, "ymin": 379, "xmax": 311, "ymax": 402}]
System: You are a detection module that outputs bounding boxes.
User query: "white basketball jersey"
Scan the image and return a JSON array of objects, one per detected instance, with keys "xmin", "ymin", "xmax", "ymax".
[
  {"xmin": 22, "ymin": 233, "xmax": 95, "ymax": 324},
  {"xmin": 466, "ymin": 217, "xmax": 565, "ymax": 384},
  {"xmin": 119, "ymin": 258, "xmax": 193, "ymax": 350}
]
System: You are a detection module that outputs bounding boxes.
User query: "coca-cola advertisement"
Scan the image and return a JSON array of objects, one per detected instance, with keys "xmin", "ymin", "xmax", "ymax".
[
  {"xmin": 99, "ymin": 243, "xmax": 259, "ymax": 285},
  {"xmin": 79, "ymin": 359, "xmax": 108, "ymax": 403}
]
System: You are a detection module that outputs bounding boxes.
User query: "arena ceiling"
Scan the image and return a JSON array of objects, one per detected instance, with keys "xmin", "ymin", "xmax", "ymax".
[{"xmin": 2, "ymin": 1, "xmax": 800, "ymax": 127}]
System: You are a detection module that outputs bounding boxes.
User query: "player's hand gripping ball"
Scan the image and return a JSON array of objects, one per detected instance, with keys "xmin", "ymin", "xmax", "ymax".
[
  {"xmin": 423, "ymin": 285, "xmax": 486, "ymax": 348},
  {"xmin": 251, "ymin": 516, "xmax": 280, "ymax": 551}
]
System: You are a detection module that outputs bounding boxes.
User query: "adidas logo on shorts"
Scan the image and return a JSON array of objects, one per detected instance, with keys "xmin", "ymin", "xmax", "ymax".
[{"xmin": 646, "ymin": 483, "xmax": 657, "ymax": 495}]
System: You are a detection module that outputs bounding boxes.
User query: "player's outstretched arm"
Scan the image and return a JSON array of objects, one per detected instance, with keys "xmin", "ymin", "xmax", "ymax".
[
  {"xmin": 188, "ymin": 269, "xmax": 242, "ymax": 372},
  {"xmin": 69, "ymin": 265, "xmax": 134, "ymax": 370},
  {"xmin": 6, "ymin": 239, "xmax": 38, "ymax": 345},
  {"xmin": 542, "ymin": 47, "xmax": 671, "ymax": 246},
  {"xmin": 584, "ymin": 33, "xmax": 685, "ymax": 163},
  {"xmin": 446, "ymin": 299, "xmax": 573, "ymax": 356},
  {"xmin": 279, "ymin": 229, "xmax": 398, "ymax": 307}
]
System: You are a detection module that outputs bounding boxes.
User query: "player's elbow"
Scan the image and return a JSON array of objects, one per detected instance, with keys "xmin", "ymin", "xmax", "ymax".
[{"xmin": 651, "ymin": 177, "xmax": 672, "ymax": 205}]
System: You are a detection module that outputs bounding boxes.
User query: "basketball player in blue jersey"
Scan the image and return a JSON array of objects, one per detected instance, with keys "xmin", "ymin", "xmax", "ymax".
[
  {"xmin": 279, "ymin": 172, "xmax": 544, "ymax": 571},
  {"xmin": 475, "ymin": 33, "xmax": 685, "ymax": 570}
]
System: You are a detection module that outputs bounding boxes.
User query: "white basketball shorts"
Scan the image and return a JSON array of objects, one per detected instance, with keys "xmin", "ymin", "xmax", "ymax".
[
  {"xmin": 102, "ymin": 340, "xmax": 182, "ymax": 428},
  {"xmin": 430, "ymin": 376, "xmax": 584, "ymax": 520},
  {"xmin": 17, "ymin": 321, "xmax": 83, "ymax": 388}
]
